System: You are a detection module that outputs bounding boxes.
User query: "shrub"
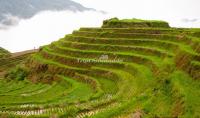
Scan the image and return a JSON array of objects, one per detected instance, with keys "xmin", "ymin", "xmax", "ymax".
[{"xmin": 5, "ymin": 66, "xmax": 29, "ymax": 81}]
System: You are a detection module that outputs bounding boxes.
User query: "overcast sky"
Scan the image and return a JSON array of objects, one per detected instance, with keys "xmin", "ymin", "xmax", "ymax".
[
  {"xmin": 0, "ymin": 11, "xmax": 109, "ymax": 52},
  {"xmin": 74, "ymin": 0, "xmax": 200, "ymax": 27}
]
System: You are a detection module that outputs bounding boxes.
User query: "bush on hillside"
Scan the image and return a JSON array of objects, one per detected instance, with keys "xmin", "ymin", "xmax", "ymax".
[{"xmin": 5, "ymin": 66, "xmax": 29, "ymax": 81}]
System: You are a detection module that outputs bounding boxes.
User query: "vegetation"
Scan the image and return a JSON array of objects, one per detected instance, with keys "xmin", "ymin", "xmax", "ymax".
[
  {"xmin": 0, "ymin": 18, "xmax": 199, "ymax": 117},
  {"xmin": 0, "ymin": 47, "xmax": 10, "ymax": 58},
  {"xmin": 102, "ymin": 17, "xmax": 170, "ymax": 28},
  {"xmin": 5, "ymin": 66, "xmax": 29, "ymax": 81}
]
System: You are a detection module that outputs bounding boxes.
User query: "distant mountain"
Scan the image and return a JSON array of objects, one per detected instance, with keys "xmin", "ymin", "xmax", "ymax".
[{"xmin": 0, "ymin": 0, "xmax": 93, "ymax": 27}]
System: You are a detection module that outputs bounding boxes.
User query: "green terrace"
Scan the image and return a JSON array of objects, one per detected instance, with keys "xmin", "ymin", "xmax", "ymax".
[{"xmin": 0, "ymin": 18, "xmax": 199, "ymax": 118}]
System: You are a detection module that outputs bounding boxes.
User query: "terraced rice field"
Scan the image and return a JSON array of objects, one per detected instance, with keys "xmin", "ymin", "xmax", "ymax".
[{"xmin": 0, "ymin": 19, "xmax": 200, "ymax": 118}]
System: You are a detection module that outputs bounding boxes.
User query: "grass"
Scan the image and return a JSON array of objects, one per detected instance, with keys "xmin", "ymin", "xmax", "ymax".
[
  {"xmin": 0, "ymin": 47, "xmax": 10, "ymax": 58},
  {"xmin": 170, "ymin": 71, "xmax": 200, "ymax": 117},
  {"xmin": 102, "ymin": 18, "xmax": 170, "ymax": 28},
  {"xmin": 96, "ymin": 78, "xmax": 118, "ymax": 94},
  {"xmin": 47, "ymin": 42, "xmax": 164, "ymax": 67},
  {"xmin": 59, "ymin": 76, "xmax": 95, "ymax": 103},
  {"xmin": 58, "ymin": 39, "xmax": 174, "ymax": 57},
  {"xmin": 0, "ymin": 18, "xmax": 199, "ymax": 117}
]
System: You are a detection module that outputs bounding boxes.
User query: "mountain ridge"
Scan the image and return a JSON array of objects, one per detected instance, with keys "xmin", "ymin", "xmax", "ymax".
[{"xmin": 0, "ymin": 0, "xmax": 93, "ymax": 27}]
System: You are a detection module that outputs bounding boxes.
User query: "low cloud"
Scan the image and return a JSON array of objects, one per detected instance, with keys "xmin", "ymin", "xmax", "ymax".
[
  {"xmin": 0, "ymin": 14, "xmax": 20, "ymax": 29},
  {"xmin": 0, "ymin": 10, "xmax": 110, "ymax": 52},
  {"xmin": 182, "ymin": 18, "xmax": 198, "ymax": 23}
]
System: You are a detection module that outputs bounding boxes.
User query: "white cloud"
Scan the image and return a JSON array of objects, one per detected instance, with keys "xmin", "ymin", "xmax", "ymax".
[
  {"xmin": 0, "ymin": 10, "xmax": 111, "ymax": 52},
  {"xmin": 182, "ymin": 19, "xmax": 198, "ymax": 23},
  {"xmin": 73, "ymin": 0, "xmax": 200, "ymax": 27}
]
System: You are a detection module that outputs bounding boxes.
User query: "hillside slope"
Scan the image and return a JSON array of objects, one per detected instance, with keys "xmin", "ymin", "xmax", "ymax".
[
  {"xmin": 0, "ymin": 18, "xmax": 200, "ymax": 118},
  {"xmin": 0, "ymin": 47, "xmax": 10, "ymax": 58},
  {"xmin": 0, "ymin": 49, "xmax": 37, "ymax": 78}
]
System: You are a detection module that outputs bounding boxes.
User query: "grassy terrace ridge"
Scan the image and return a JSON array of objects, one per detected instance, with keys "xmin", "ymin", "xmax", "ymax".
[
  {"xmin": 70, "ymin": 31, "xmax": 200, "ymax": 55},
  {"xmin": 58, "ymin": 38, "xmax": 175, "ymax": 57},
  {"xmin": 79, "ymin": 27, "xmax": 200, "ymax": 37},
  {"xmin": 0, "ymin": 18, "xmax": 200, "ymax": 118},
  {"xmin": 102, "ymin": 18, "xmax": 170, "ymax": 28}
]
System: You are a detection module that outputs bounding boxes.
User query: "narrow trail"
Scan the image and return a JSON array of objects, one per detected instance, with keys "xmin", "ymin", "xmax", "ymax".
[{"xmin": 10, "ymin": 49, "xmax": 38, "ymax": 58}]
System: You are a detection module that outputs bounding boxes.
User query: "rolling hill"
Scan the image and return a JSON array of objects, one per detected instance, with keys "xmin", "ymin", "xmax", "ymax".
[{"xmin": 0, "ymin": 18, "xmax": 200, "ymax": 118}]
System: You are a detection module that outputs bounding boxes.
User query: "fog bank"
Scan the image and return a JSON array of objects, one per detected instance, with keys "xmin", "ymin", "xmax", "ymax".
[{"xmin": 0, "ymin": 10, "xmax": 110, "ymax": 52}]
